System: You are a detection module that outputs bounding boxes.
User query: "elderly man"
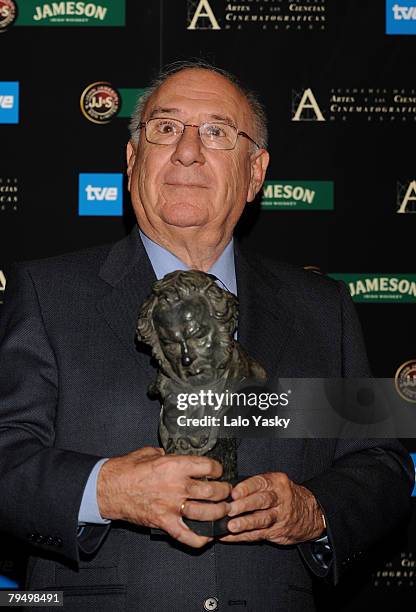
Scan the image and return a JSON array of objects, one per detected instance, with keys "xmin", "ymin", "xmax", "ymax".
[{"xmin": 0, "ymin": 61, "xmax": 413, "ymax": 611}]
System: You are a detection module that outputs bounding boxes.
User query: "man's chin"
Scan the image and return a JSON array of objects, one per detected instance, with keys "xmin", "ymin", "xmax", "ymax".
[{"xmin": 160, "ymin": 203, "xmax": 209, "ymax": 228}]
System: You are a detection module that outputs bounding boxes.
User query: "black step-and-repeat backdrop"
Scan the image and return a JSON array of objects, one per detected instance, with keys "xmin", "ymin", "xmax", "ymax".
[{"xmin": 1, "ymin": 0, "xmax": 415, "ymax": 607}]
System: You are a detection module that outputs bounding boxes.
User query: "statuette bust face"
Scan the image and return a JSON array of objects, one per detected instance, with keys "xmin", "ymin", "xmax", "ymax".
[
  {"xmin": 137, "ymin": 270, "xmax": 240, "ymax": 389},
  {"xmin": 153, "ymin": 294, "xmax": 230, "ymax": 385}
]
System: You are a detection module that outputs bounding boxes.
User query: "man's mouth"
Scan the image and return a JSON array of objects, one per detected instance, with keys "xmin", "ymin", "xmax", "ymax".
[{"xmin": 164, "ymin": 181, "xmax": 208, "ymax": 189}]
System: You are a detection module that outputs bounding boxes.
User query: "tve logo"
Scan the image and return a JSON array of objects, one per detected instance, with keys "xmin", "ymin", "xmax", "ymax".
[
  {"xmin": 0, "ymin": 575, "xmax": 17, "ymax": 588},
  {"xmin": 386, "ymin": 0, "xmax": 416, "ymax": 34},
  {"xmin": 0, "ymin": 82, "xmax": 19, "ymax": 124},
  {"xmin": 411, "ymin": 454, "xmax": 416, "ymax": 496},
  {"xmin": 78, "ymin": 173, "xmax": 123, "ymax": 216}
]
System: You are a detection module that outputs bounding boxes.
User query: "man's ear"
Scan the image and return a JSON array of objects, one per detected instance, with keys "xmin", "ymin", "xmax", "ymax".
[
  {"xmin": 247, "ymin": 148, "xmax": 270, "ymax": 203},
  {"xmin": 126, "ymin": 140, "xmax": 137, "ymax": 191}
]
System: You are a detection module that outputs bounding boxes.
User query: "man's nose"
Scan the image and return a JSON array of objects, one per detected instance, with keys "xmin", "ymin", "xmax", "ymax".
[{"xmin": 171, "ymin": 126, "xmax": 205, "ymax": 166}]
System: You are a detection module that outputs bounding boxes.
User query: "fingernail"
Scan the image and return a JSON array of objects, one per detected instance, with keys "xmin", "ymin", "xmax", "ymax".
[
  {"xmin": 228, "ymin": 503, "xmax": 238, "ymax": 517},
  {"xmin": 229, "ymin": 520, "xmax": 240, "ymax": 532}
]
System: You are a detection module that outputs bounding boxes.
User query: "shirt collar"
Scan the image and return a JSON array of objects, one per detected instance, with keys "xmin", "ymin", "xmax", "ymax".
[{"xmin": 138, "ymin": 228, "xmax": 237, "ymax": 296}]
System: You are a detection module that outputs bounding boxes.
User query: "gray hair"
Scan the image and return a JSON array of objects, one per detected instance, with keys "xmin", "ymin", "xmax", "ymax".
[{"xmin": 128, "ymin": 60, "xmax": 268, "ymax": 150}]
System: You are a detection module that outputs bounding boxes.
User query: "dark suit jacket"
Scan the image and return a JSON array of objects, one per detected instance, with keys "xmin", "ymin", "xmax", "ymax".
[{"xmin": 0, "ymin": 227, "xmax": 413, "ymax": 611}]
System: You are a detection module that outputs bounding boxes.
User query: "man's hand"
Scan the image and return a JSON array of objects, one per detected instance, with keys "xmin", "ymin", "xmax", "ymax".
[
  {"xmin": 220, "ymin": 472, "xmax": 325, "ymax": 544},
  {"xmin": 97, "ymin": 447, "xmax": 231, "ymax": 548}
]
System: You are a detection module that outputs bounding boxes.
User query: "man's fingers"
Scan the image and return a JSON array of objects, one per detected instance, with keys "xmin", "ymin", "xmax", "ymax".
[
  {"xmin": 220, "ymin": 530, "xmax": 295, "ymax": 545},
  {"xmin": 228, "ymin": 510, "xmax": 275, "ymax": 533},
  {"xmin": 231, "ymin": 474, "xmax": 271, "ymax": 500},
  {"xmin": 220, "ymin": 529, "xmax": 266, "ymax": 543},
  {"xmin": 164, "ymin": 517, "xmax": 213, "ymax": 549},
  {"xmin": 181, "ymin": 456, "xmax": 224, "ymax": 479},
  {"xmin": 228, "ymin": 490, "xmax": 277, "ymax": 517},
  {"xmin": 183, "ymin": 500, "xmax": 231, "ymax": 522},
  {"xmin": 187, "ymin": 479, "xmax": 231, "ymax": 501}
]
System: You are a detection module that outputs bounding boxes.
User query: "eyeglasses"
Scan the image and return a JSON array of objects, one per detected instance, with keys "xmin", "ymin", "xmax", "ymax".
[{"xmin": 138, "ymin": 118, "xmax": 260, "ymax": 150}]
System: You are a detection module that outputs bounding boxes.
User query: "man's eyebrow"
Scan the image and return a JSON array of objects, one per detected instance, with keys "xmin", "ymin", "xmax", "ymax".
[
  {"xmin": 148, "ymin": 106, "xmax": 180, "ymax": 118},
  {"xmin": 209, "ymin": 114, "xmax": 236, "ymax": 127},
  {"xmin": 148, "ymin": 107, "xmax": 236, "ymax": 126}
]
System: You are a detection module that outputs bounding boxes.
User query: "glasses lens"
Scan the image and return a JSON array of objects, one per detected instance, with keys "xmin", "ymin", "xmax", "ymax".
[
  {"xmin": 146, "ymin": 118, "xmax": 183, "ymax": 144},
  {"xmin": 200, "ymin": 123, "xmax": 237, "ymax": 149}
]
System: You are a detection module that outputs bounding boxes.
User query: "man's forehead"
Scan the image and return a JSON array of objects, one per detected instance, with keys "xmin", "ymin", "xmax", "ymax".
[
  {"xmin": 145, "ymin": 69, "xmax": 249, "ymax": 123},
  {"xmin": 148, "ymin": 105, "xmax": 237, "ymax": 127}
]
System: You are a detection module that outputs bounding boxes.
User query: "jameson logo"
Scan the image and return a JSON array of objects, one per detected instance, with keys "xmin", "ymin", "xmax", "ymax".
[
  {"xmin": 261, "ymin": 180, "xmax": 334, "ymax": 210},
  {"xmin": 15, "ymin": 1, "xmax": 125, "ymax": 26},
  {"xmin": 328, "ymin": 273, "xmax": 416, "ymax": 303},
  {"xmin": 33, "ymin": 2, "xmax": 107, "ymax": 21}
]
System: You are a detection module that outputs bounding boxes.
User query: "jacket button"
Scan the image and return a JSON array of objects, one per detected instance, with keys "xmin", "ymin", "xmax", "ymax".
[
  {"xmin": 45, "ymin": 536, "xmax": 54, "ymax": 546},
  {"xmin": 55, "ymin": 537, "xmax": 63, "ymax": 547},
  {"xmin": 204, "ymin": 597, "xmax": 218, "ymax": 611}
]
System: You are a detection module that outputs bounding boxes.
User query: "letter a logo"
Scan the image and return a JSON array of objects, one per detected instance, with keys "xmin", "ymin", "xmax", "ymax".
[
  {"xmin": 292, "ymin": 88, "xmax": 325, "ymax": 121},
  {"xmin": 397, "ymin": 180, "xmax": 416, "ymax": 213},
  {"xmin": 187, "ymin": 0, "xmax": 221, "ymax": 30}
]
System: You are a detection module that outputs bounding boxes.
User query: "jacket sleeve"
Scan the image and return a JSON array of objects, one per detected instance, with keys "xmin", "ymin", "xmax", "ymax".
[
  {"xmin": 0, "ymin": 264, "xmax": 107, "ymax": 565},
  {"xmin": 297, "ymin": 281, "xmax": 415, "ymax": 584}
]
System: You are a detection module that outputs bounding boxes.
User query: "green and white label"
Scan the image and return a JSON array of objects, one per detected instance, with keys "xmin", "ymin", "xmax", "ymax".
[
  {"xmin": 15, "ymin": 1, "xmax": 125, "ymax": 26},
  {"xmin": 328, "ymin": 273, "xmax": 416, "ymax": 303},
  {"xmin": 261, "ymin": 180, "xmax": 334, "ymax": 210},
  {"xmin": 118, "ymin": 88, "xmax": 147, "ymax": 119}
]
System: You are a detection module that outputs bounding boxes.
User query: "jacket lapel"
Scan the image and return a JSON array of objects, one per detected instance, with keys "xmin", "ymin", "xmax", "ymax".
[
  {"xmin": 97, "ymin": 227, "xmax": 156, "ymax": 368},
  {"xmin": 233, "ymin": 244, "xmax": 304, "ymax": 479},
  {"xmin": 234, "ymin": 243, "xmax": 295, "ymax": 384}
]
